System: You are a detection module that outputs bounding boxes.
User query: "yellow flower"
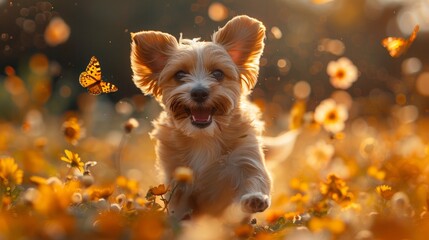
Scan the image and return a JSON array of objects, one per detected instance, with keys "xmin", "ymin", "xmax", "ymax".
[
  {"xmin": 33, "ymin": 180, "xmax": 81, "ymax": 215},
  {"xmin": 314, "ymin": 99, "xmax": 348, "ymax": 133},
  {"xmin": 150, "ymin": 184, "xmax": 168, "ymax": 196},
  {"xmin": 376, "ymin": 185, "xmax": 394, "ymax": 200},
  {"xmin": 62, "ymin": 117, "xmax": 82, "ymax": 145},
  {"xmin": 60, "ymin": 149, "xmax": 84, "ymax": 173},
  {"xmin": 327, "ymin": 57, "xmax": 358, "ymax": 89},
  {"xmin": 173, "ymin": 167, "xmax": 193, "ymax": 183},
  {"xmin": 0, "ymin": 157, "xmax": 23, "ymax": 186},
  {"xmin": 320, "ymin": 174, "xmax": 351, "ymax": 203}
]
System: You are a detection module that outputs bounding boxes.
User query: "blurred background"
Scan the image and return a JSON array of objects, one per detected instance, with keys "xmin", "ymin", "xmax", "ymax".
[
  {"xmin": 1, "ymin": 0, "xmax": 429, "ymax": 196},
  {"xmin": 2, "ymin": 1, "xmax": 429, "ymax": 238},
  {"xmin": 1, "ymin": 0, "xmax": 429, "ymax": 128}
]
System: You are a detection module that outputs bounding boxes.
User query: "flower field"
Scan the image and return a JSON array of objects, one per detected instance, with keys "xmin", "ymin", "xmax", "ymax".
[{"xmin": 1, "ymin": 0, "xmax": 429, "ymax": 239}]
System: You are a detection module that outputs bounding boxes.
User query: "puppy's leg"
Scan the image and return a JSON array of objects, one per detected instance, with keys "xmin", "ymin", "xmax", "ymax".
[
  {"xmin": 168, "ymin": 184, "xmax": 193, "ymax": 220},
  {"xmin": 227, "ymin": 156, "xmax": 272, "ymax": 213}
]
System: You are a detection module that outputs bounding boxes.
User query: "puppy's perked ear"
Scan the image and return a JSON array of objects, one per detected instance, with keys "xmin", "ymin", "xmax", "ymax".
[
  {"xmin": 213, "ymin": 15, "xmax": 266, "ymax": 92},
  {"xmin": 130, "ymin": 31, "xmax": 178, "ymax": 97}
]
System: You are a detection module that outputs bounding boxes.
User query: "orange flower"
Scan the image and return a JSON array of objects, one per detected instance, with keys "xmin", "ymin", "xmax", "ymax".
[{"xmin": 150, "ymin": 184, "xmax": 168, "ymax": 196}]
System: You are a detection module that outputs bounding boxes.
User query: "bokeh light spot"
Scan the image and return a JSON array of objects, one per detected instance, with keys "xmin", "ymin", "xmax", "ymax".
[
  {"xmin": 416, "ymin": 72, "xmax": 429, "ymax": 96},
  {"xmin": 393, "ymin": 105, "xmax": 419, "ymax": 124},
  {"xmin": 331, "ymin": 90, "xmax": 353, "ymax": 110},
  {"xmin": 293, "ymin": 81, "xmax": 311, "ymax": 99},
  {"xmin": 116, "ymin": 100, "xmax": 134, "ymax": 116},
  {"xmin": 1, "ymin": 33, "xmax": 9, "ymax": 41},
  {"xmin": 4, "ymin": 66, "xmax": 15, "ymax": 76},
  {"xmin": 271, "ymin": 26, "xmax": 282, "ymax": 39},
  {"xmin": 208, "ymin": 2, "xmax": 228, "ymax": 22},
  {"xmin": 351, "ymin": 118, "xmax": 368, "ymax": 137},
  {"xmin": 401, "ymin": 57, "xmax": 422, "ymax": 75},
  {"xmin": 395, "ymin": 93, "xmax": 407, "ymax": 105},
  {"xmin": 318, "ymin": 38, "xmax": 345, "ymax": 56},
  {"xmin": 44, "ymin": 17, "xmax": 71, "ymax": 47},
  {"xmin": 59, "ymin": 85, "xmax": 71, "ymax": 98},
  {"xmin": 29, "ymin": 54, "xmax": 49, "ymax": 75},
  {"xmin": 277, "ymin": 59, "xmax": 287, "ymax": 68},
  {"xmin": 20, "ymin": 8, "xmax": 30, "ymax": 17},
  {"xmin": 194, "ymin": 15, "xmax": 205, "ymax": 25},
  {"xmin": 23, "ymin": 19, "xmax": 36, "ymax": 33},
  {"xmin": 277, "ymin": 58, "xmax": 291, "ymax": 74}
]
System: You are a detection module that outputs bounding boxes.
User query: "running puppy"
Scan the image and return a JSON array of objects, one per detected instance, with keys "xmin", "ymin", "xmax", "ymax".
[{"xmin": 130, "ymin": 15, "xmax": 271, "ymax": 219}]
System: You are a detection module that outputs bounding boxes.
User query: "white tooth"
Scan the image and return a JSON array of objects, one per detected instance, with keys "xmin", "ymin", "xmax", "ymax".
[
  {"xmin": 192, "ymin": 115, "xmax": 196, "ymax": 121},
  {"xmin": 208, "ymin": 115, "xmax": 212, "ymax": 121}
]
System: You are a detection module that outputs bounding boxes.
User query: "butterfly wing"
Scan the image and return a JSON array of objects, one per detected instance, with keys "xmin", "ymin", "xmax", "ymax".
[
  {"xmin": 86, "ymin": 56, "xmax": 102, "ymax": 81},
  {"xmin": 79, "ymin": 72, "xmax": 98, "ymax": 87},
  {"xmin": 87, "ymin": 83, "xmax": 102, "ymax": 95},
  {"xmin": 382, "ymin": 37, "xmax": 408, "ymax": 58},
  {"xmin": 100, "ymin": 81, "xmax": 118, "ymax": 94},
  {"xmin": 408, "ymin": 25, "xmax": 419, "ymax": 42},
  {"xmin": 79, "ymin": 56, "xmax": 102, "ymax": 87},
  {"xmin": 80, "ymin": 56, "xmax": 118, "ymax": 95},
  {"xmin": 382, "ymin": 25, "xmax": 419, "ymax": 58}
]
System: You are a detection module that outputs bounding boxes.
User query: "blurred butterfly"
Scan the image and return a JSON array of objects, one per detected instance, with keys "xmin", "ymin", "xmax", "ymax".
[
  {"xmin": 382, "ymin": 25, "xmax": 419, "ymax": 58},
  {"xmin": 79, "ymin": 56, "xmax": 118, "ymax": 95}
]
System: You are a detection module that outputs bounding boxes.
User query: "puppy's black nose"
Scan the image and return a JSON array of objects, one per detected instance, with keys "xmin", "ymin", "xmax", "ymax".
[{"xmin": 191, "ymin": 87, "xmax": 209, "ymax": 103}]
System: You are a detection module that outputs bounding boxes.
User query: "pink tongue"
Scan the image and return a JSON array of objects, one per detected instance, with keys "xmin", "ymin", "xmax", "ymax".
[{"xmin": 191, "ymin": 108, "xmax": 211, "ymax": 122}]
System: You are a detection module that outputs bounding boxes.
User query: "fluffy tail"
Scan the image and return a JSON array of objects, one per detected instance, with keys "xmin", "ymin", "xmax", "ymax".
[{"xmin": 263, "ymin": 130, "xmax": 300, "ymax": 167}]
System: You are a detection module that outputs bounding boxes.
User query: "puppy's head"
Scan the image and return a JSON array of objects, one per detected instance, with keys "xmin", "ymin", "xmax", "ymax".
[{"xmin": 130, "ymin": 15, "xmax": 265, "ymax": 136}]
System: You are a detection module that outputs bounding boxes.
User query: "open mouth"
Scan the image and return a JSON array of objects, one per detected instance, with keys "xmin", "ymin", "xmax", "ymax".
[{"xmin": 188, "ymin": 107, "xmax": 214, "ymax": 128}]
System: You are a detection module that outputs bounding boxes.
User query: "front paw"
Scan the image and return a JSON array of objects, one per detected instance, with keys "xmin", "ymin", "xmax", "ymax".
[{"xmin": 240, "ymin": 193, "xmax": 270, "ymax": 213}]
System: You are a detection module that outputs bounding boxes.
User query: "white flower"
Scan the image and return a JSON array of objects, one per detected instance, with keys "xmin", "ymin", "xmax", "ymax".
[
  {"xmin": 314, "ymin": 99, "xmax": 348, "ymax": 133},
  {"xmin": 327, "ymin": 57, "xmax": 358, "ymax": 89},
  {"xmin": 306, "ymin": 140, "xmax": 335, "ymax": 169}
]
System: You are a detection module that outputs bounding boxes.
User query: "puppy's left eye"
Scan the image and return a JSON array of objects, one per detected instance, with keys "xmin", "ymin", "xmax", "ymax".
[
  {"xmin": 175, "ymin": 71, "xmax": 187, "ymax": 81},
  {"xmin": 211, "ymin": 70, "xmax": 224, "ymax": 81}
]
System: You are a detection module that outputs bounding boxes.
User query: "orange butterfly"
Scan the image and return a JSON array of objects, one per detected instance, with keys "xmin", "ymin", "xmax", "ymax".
[
  {"xmin": 382, "ymin": 25, "xmax": 419, "ymax": 58},
  {"xmin": 79, "ymin": 56, "xmax": 118, "ymax": 95}
]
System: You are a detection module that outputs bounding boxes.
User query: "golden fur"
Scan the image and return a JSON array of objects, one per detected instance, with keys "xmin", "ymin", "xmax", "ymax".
[{"xmin": 130, "ymin": 15, "xmax": 272, "ymax": 219}]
